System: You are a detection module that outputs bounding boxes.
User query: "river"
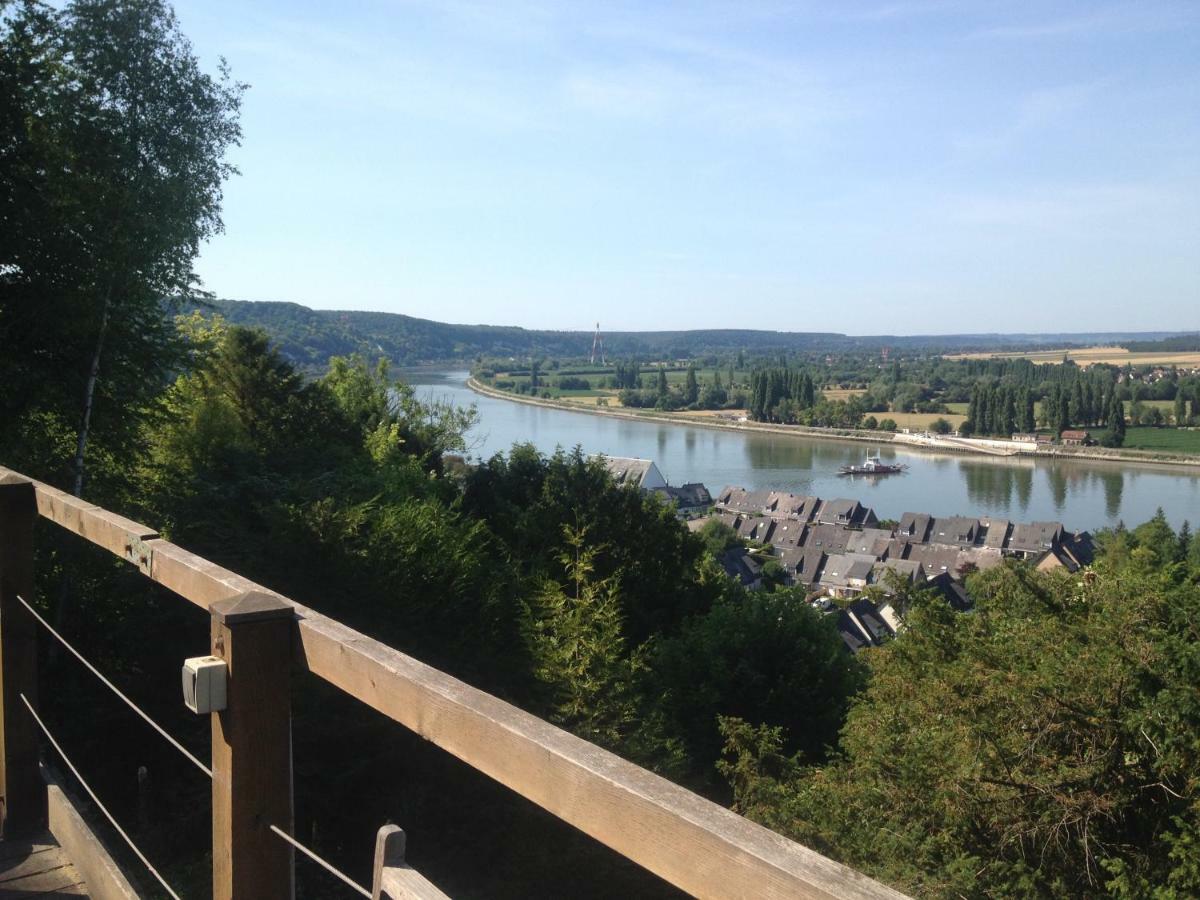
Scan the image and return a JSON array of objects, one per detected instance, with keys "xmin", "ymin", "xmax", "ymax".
[{"xmin": 405, "ymin": 370, "xmax": 1200, "ymax": 532}]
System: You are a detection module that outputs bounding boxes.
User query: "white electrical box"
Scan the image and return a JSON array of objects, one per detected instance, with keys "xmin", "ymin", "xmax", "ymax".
[{"xmin": 182, "ymin": 656, "xmax": 227, "ymax": 714}]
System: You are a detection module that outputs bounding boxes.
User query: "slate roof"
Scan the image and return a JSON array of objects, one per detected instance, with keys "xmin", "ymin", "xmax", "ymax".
[
  {"xmin": 655, "ymin": 483, "xmax": 713, "ymax": 508},
  {"xmin": 932, "ymin": 516, "xmax": 980, "ymax": 546},
  {"xmin": 837, "ymin": 600, "xmax": 895, "ymax": 652},
  {"xmin": 905, "ymin": 543, "xmax": 962, "ymax": 577},
  {"xmin": 719, "ymin": 549, "xmax": 764, "ymax": 587},
  {"xmin": 816, "ymin": 498, "xmax": 877, "ymax": 527},
  {"xmin": 600, "ymin": 456, "xmax": 663, "ymax": 488},
  {"xmin": 767, "ymin": 520, "xmax": 807, "ymax": 549},
  {"xmin": 765, "ymin": 492, "xmax": 821, "ymax": 521},
  {"xmin": 872, "ymin": 558, "xmax": 925, "ymax": 585},
  {"xmin": 980, "ymin": 519, "xmax": 1011, "ymax": 550},
  {"xmin": 1008, "ymin": 521, "xmax": 1065, "ymax": 553},
  {"xmin": 715, "ymin": 487, "xmax": 773, "ymax": 515},
  {"xmin": 846, "ymin": 528, "xmax": 897, "ymax": 556},
  {"xmin": 897, "ymin": 512, "xmax": 932, "ymax": 542},
  {"xmin": 801, "ymin": 523, "xmax": 852, "ymax": 554}
]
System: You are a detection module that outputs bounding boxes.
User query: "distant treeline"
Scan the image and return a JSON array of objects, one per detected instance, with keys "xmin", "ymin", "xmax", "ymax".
[
  {"xmin": 1123, "ymin": 334, "xmax": 1200, "ymax": 352},
  {"xmin": 190, "ymin": 299, "xmax": 1190, "ymax": 371}
]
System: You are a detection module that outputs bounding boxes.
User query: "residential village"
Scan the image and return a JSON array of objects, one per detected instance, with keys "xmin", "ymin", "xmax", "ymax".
[{"xmin": 600, "ymin": 455, "xmax": 1095, "ymax": 654}]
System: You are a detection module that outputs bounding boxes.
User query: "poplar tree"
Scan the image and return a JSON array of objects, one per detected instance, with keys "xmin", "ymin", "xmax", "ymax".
[{"xmin": 1109, "ymin": 396, "xmax": 1126, "ymax": 446}]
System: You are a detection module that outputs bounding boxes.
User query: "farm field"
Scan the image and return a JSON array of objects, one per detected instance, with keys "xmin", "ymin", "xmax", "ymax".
[
  {"xmin": 945, "ymin": 346, "xmax": 1200, "ymax": 368},
  {"xmin": 1119, "ymin": 427, "xmax": 1200, "ymax": 455}
]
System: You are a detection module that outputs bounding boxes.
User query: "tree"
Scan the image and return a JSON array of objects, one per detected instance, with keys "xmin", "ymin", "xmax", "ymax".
[
  {"xmin": 721, "ymin": 554, "xmax": 1200, "ymax": 897},
  {"xmin": 1109, "ymin": 396, "xmax": 1126, "ymax": 446},
  {"xmin": 524, "ymin": 525, "xmax": 648, "ymax": 750},
  {"xmin": 1175, "ymin": 393, "xmax": 1188, "ymax": 427},
  {"xmin": 650, "ymin": 592, "xmax": 865, "ymax": 778},
  {"xmin": 684, "ymin": 364, "xmax": 699, "ymax": 404},
  {"xmin": 656, "ymin": 366, "xmax": 669, "ymax": 398},
  {"xmin": 0, "ymin": 0, "xmax": 244, "ymax": 497},
  {"xmin": 697, "ymin": 519, "xmax": 739, "ymax": 558},
  {"xmin": 929, "ymin": 417, "xmax": 952, "ymax": 435}
]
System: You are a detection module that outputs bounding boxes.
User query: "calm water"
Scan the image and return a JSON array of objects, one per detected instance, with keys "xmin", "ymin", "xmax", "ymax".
[{"xmin": 406, "ymin": 371, "xmax": 1200, "ymax": 532}]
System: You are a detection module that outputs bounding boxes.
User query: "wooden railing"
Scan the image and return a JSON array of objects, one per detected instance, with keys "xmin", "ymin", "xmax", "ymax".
[{"xmin": 0, "ymin": 466, "xmax": 909, "ymax": 899}]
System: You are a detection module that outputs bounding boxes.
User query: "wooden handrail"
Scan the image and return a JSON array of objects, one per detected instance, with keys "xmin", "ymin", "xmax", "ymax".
[{"xmin": 1, "ymin": 466, "xmax": 908, "ymax": 899}]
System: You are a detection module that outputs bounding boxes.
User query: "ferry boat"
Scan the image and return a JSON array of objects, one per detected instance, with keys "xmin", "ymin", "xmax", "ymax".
[{"xmin": 838, "ymin": 453, "xmax": 907, "ymax": 476}]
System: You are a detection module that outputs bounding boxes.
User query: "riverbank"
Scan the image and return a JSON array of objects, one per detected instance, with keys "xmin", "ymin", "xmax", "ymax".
[{"xmin": 466, "ymin": 378, "xmax": 1200, "ymax": 471}]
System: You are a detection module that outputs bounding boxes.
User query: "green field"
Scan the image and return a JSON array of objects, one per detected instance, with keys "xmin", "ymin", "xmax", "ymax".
[{"xmin": 1120, "ymin": 427, "xmax": 1200, "ymax": 454}]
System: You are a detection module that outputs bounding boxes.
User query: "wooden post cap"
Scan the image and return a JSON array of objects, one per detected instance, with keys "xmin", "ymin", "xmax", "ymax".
[{"xmin": 210, "ymin": 591, "xmax": 293, "ymax": 625}]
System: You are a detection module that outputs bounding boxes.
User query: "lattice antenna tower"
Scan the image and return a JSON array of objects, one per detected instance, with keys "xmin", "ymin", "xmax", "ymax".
[{"xmin": 590, "ymin": 322, "xmax": 606, "ymax": 365}]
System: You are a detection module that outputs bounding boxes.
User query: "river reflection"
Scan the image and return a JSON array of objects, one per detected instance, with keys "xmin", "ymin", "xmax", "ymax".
[{"xmin": 404, "ymin": 370, "xmax": 1200, "ymax": 531}]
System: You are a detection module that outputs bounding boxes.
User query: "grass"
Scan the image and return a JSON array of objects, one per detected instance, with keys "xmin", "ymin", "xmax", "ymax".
[
  {"xmin": 869, "ymin": 411, "xmax": 967, "ymax": 432},
  {"xmin": 1119, "ymin": 427, "xmax": 1200, "ymax": 455}
]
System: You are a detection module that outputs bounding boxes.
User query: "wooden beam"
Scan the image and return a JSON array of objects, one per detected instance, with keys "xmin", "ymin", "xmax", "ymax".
[
  {"xmin": 0, "ymin": 475, "xmax": 46, "ymax": 838},
  {"xmin": 211, "ymin": 592, "xmax": 294, "ymax": 900},
  {"xmin": 44, "ymin": 770, "xmax": 141, "ymax": 900}
]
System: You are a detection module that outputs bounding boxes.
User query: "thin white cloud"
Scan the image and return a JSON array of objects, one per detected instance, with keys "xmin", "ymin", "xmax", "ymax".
[{"xmin": 974, "ymin": 3, "xmax": 1197, "ymax": 40}]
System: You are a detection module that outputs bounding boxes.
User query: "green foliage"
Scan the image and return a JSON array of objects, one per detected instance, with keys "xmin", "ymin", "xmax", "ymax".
[
  {"xmin": 697, "ymin": 518, "xmax": 740, "ymax": 558},
  {"xmin": 651, "ymin": 592, "xmax": 865, "ymax": 779},
  {"xmin": 0, "ymin": 0, "xmax": 243, "ymax": 496},
  {"xmin": 523, "ymin": 525, "xmax": 649, "ymax": 750},
  {"xmin": 463, "ymin": 445, "xmax": 721, "ymax": 644},
  {"xmin": 722, "ymin": 536, "xmax": 1200, "ymax": 897}
]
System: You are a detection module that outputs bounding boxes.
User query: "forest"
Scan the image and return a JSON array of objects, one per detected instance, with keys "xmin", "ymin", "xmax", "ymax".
[
  {"xmin": 196, "ymin": 299, "xmax": 1189, "ymax": 371},
  {"xmin": 5, "ymin": 2, "xmax": 1200, "ymax": 897}
]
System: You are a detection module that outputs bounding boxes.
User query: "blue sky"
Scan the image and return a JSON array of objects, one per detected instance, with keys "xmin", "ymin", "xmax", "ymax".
[{"xmin": 179, "ymin": 0, "xmax": 1199, "ymax": 334}]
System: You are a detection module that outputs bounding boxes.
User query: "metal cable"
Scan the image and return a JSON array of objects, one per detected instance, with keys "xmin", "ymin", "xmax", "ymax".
[
  {"xmin": 20, "ymin": 694, "xmax": 185, "ymax": 900},
  {"xmin": 15, "ymin": 593, "xmax": 212, "ymax": 778},
  {"xmin": 268, "ymin": 825, "xmax": 371, "ymax": 899}
]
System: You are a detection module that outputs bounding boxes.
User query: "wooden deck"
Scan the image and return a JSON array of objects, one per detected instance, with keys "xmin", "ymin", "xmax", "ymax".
[{"xmin": 0, "ymin": 834, "xmax": 88, "ymax": 897}]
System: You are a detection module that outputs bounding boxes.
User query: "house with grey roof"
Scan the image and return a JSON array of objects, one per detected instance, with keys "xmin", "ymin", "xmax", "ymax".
[
  {"xmin": 1007, "ymin": 521, "xmax": 1065, "ymax": 558},
  {"xmin": 872, "ymin": 558, "xmax": 925, "ymax": 588},
  {"xmin": 816, "ymin": 498, "xmax": 878, "ymax": 528},
  {"xmin": 837, "ymin": 599, "xmax": 895, "ymax": 652},
  {"xmin": 714, "ymin": 487, "xmax": 773, "ymax": 516},
  {"xmin": 767, "ymin": 519, "xmax": 807, "ymax": 549},
  {"xmin": 897, "ymin": 512, "xmax": 932, "ymax": 542},
  {"xmin": 846, "ymin": 528, "xmax": 897, "ymax": 557},
  {"xmin": 819, "ymin": 553, "xmax": 878, "ymax": 597},
  {"xmin": 905, "ymin": 543, "xmax": 962, "ymax": 579},
  {"xmin": 653, "ymin": 483, "xmax": 713, "ymax": 514},
  {"xmin": 932, "ymin": 516, "xmax": 980, "ymax": 547},
  {"xmin": 980, "ymin": 518, "xmax": 1011, "ymax": 550},
  {"xmin": 598, "ymin": 456, "xmax": 668, "ymax": 491},
  {"xmin": 764, "ymin": 492, "xmax": 821, "ymax": 521},
  {"xmin": 801, "ymin": 523, "xmax": 852, "ymax": 555}
]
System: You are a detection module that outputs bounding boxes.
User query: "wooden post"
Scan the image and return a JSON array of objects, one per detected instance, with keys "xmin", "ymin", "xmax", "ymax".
[
  {"xmin": 371, "ymin": 824, "xmax": 450, "ymax": 900},
  {"xmin": 372, "ymin": 825, "xmax": 405, "ymax": 900},
  {"xmin": 210, "ymin": 591, "xmax": 294, "ymax": 900},
  {"xmin": 0, "ymin": 474, "xmax": 45, "ymax": 838}
]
